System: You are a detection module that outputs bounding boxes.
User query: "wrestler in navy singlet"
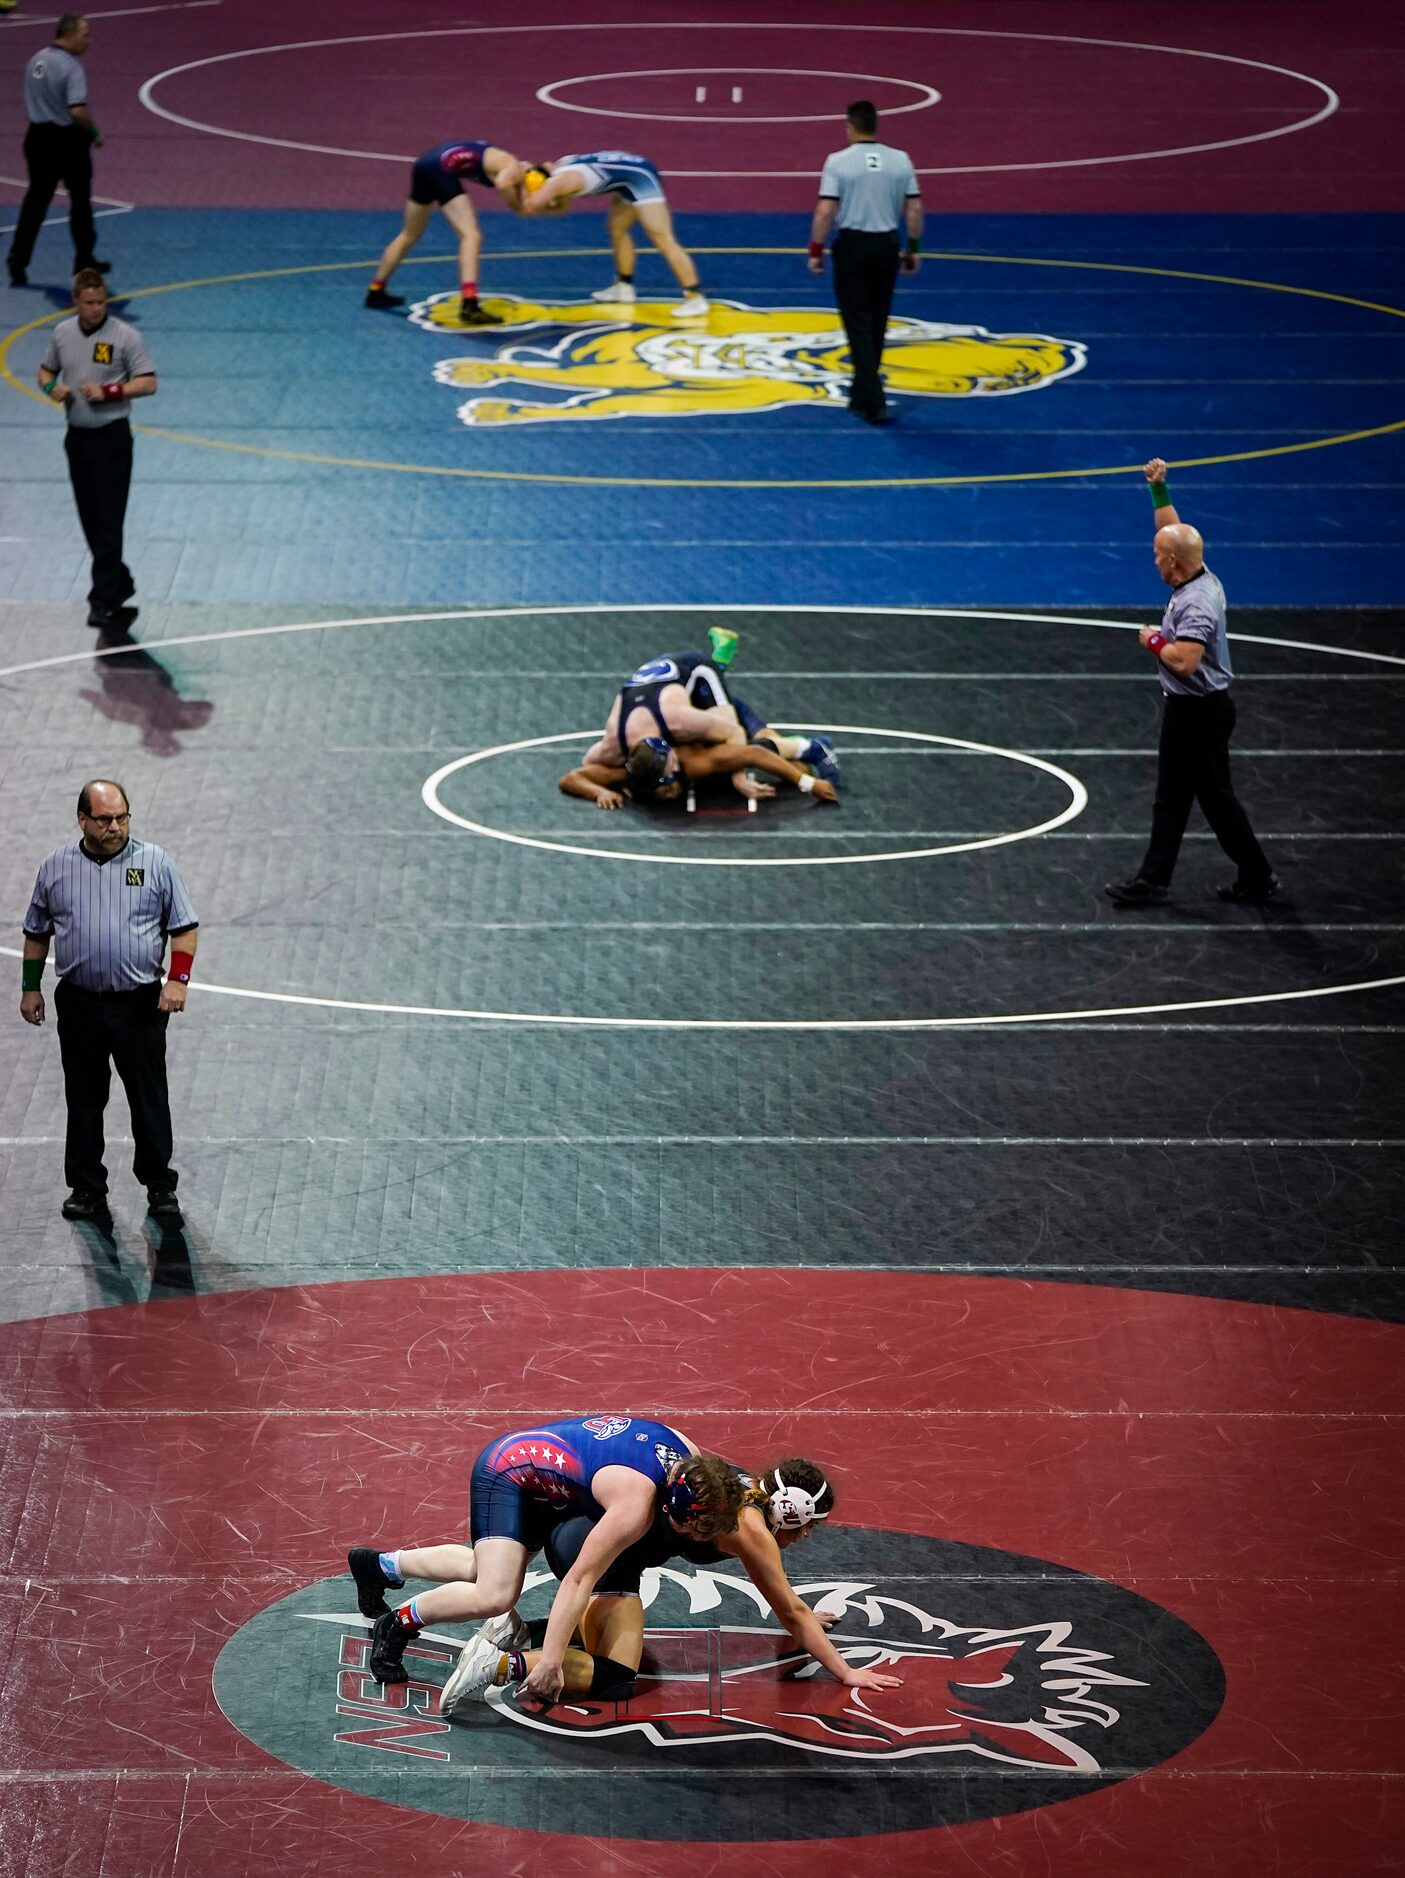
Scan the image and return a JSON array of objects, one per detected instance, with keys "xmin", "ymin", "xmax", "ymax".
[
  {"xmin": 410, "ymin": 140, "xmax": 494, "ymax": 207},
  {"xmin": 615, "ymin": 653, "xmax": 764, "ymax": 743},
  {"xmin": 469, "ymin": 1415, "xmax": 692, "ymax": 1549}
]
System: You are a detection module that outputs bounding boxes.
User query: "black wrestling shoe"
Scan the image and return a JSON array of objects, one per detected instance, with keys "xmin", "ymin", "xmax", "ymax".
[
  {"xmin": 458, "ymin": 299, "xmax": 502, "ymax": 325},
  {"xmin": 348, "ymin": 1546, "xmax": 393, "ymax": 1619},
  {"xmin": 1216, "ymin": 872, "xmax": 1281, "ymax": 903},
  {"xmin": 369, "ymin": 1608, "xmax": 412, "ymax": 1684},
  {"xmin": 62, "ymin": 1189, "xmax": 109, "ymax": 1220},
  {"xmin": 1104, "ymin": 876, "xmax": 1169, "ymax": 906},
  {"xmin": 364, "ymin": 287, "xmax": 404, "ymax": 309}
]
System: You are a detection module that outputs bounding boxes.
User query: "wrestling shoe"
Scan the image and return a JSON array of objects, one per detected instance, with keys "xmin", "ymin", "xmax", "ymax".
[
  {"xmin": 671, "ymin": 292, "xmax": 709, "ymax": 319},
  {"xmin": 1104, "ymin": 876, "xmax": 1169, "ymax": 906},
  {"xmin": 592, "ymin": 281, "xmax": 636, "ymax": 304},
  {"xmin": 369, "ymin": 1609, "xmax": 413, "ymax": 1685},
  {"xmin": 707, "ymin": 626, "xmax": 739, "ymax": 667},
  {"xmin": 440, "ymin": 1631, "xmax": 511, "ymax": 1716},
  {"xmin": 348, "ymin": 1546, "xmax": 397, "ymax": 1619},
  {"xmin": 364, "ymin": 287, "xmax": 404, "ymax": 310},
  {"xmin": 478, "ymin": 1606, "xmax": 530, "ymax": 1652},
  {"xmin": 800, "ymin": 735, "xmax": 842, "ymax": 784},
  {"xmin": 458, "ymin": 299, "xmax": 502, "ymax": 325}
]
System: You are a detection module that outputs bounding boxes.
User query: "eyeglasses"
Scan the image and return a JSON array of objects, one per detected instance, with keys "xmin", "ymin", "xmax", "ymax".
[{"xmin": 83, "ymin": 812, "xmax": 130, "ymax": 827}]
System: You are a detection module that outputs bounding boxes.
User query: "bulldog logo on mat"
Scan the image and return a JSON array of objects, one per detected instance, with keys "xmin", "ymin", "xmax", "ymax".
[{"xmin": 408, "ymin": 294, "xmax": 1087, "ymax": 428}]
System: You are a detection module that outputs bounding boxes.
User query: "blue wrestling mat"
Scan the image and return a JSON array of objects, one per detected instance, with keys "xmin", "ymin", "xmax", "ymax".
[{"xmin": 3, "ymin": 211, "xmax": 1404, "ymax": 607}]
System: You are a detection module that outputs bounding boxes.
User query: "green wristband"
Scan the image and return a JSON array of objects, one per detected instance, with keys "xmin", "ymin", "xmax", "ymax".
[
  {"xmin": 1148, "ymin": 480, "xmax": 1171, "ymax": 506},
  {"xmin": 906, "ymin": 236, "xmax": 921, "ymax": 255},
  {"xmin": 22, "ymin": 958, "xmax": 44, "ymax": 993}
]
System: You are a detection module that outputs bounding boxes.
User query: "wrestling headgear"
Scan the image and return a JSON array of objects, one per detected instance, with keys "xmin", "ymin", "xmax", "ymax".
[
  {"xmin": 662, "ymin": 1470, "xmax": 703, "ymax": 1526},
  {"xmin": 626, "ymin": 736, "xmax": 673, "ymax": 799},
  {"xmin": 768, "ymin": 1468, "xmax": 830, "ymax": 1532}
]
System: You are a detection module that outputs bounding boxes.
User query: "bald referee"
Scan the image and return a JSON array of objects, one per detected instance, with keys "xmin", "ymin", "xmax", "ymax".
[
  {"xmin": 19, "ymin": 780, "xmax": 198, "ymax": 1222},
  {"xmin": 809, "ymin": 100, "xmax": 922, "ymax": 425}
]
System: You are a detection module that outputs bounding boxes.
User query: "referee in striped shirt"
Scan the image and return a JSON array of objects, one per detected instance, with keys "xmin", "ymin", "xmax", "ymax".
[
  {"xmin": 809, "ymin": 100, "xmax": 923, "ymax": 425},
  {"xmin": 19, "ymin": 779, "xmax": 198, "ymax": 1221}
]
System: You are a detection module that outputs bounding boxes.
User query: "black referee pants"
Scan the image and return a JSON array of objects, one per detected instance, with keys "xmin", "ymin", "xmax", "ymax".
[
  {"xmin": 1139, "ymin": 690, "xmax": 1272, "ymax": 889},
  {"xmin": 7, "ymin": 122, "xmax": 97, "ymax": 273},
  {"xmin": 832, "ymin": 228, "xmax": 901, "ymax": 418},
  {"xmin": 54, "ymin": 979, "xmax": 176, "ymax": 1197},
  {"xmin": 65, "ymin": 420, "xmax": 134, "ymax": 613}
]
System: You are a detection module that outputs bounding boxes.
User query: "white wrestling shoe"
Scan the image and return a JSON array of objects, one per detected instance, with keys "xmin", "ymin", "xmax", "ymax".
[
  {"xmin": 479, "ymin": 1606, "xmax": 529, "ymax": 1652},
  {"xmin": 440, "ymin": 1631, "xmax": 513, "ymax": 1716},
  {"xmin": 592, "ymin": 281, "xmax": 636, "ymax": 304},
  {"xmin": 671, "ymin": 293, "xmax": 709, "ymax": 320}
]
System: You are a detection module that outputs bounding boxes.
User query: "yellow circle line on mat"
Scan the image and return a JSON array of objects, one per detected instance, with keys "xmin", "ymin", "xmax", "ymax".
[{"xmin": 5, "ymin": 248, "xmax": 1404, "ymax": 489}]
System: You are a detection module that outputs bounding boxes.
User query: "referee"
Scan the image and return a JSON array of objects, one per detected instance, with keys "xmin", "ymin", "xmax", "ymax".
[
  {"xmin": 38, "ymin": 269, "xmax": 156, "ymax": 630},
  {"xmin": 1105, "ymin": 458, "xmax": 1278, "ymax": 907},
  {"xmin": 19, "ymin": 779, "xmax": 198, "ymax": 1222},
  {"xmin": 7, "ymin": 14, "xmax": 108, "ymax": 288},
  {"xmin": 809, "ymin": 100, "xmax": 922, "ymax": 425}
]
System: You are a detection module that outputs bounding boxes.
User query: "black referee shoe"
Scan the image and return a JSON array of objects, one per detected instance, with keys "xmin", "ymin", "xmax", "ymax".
[
  {"xmin": 6, "ymin": 262, "xmax": 26, "ymax": 288},
  {"xmin": 1104, "ymin": 876, "xmax": 1169, "ymax": 906},
  {"xmin": 364, "ymin": 287, "xmax": 404, "ymax": 310},
  {"xmin": 1216, "ymin": 873, "xmax": 1281, "ymax": 903},
  {"xmin": 146, "ymin": 1188, "xmax": 183, "ymax": 1221},
  {"xmin": 62, "ymin": 1189, "xmax": 109, "ymax": 1220}
]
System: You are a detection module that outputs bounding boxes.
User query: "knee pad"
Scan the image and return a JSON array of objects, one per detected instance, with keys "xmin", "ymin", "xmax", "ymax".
[{"xmin": 588, "ymin": 1654, "xmax": 637, "ymax": 1700}]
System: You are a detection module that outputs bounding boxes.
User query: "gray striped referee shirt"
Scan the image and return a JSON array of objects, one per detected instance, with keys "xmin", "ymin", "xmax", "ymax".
[
  {"xmin": 23, "ymin": 837, "xmax": 198, "ymax": 991},
  {"xmin": 818, "ymin": 140, "xmax": 918, "ymax": 231}
]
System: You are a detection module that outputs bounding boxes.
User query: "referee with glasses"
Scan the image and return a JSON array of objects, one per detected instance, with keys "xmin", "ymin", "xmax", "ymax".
[
  {"xmin": 19, "ymin": 780, "xmax": 198, "ymax": 1222},
  {"xmin": 809, "ymin": 100, "xmax": 923, "ymax": 425}
]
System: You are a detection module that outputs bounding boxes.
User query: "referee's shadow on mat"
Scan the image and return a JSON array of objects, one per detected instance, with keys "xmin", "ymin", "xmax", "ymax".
[
  {"xmin": 68, "ymin": 1211, "xmax": 204, "ymax": 1300},
  {"xmin": 85, "ymin": 626, "xmax": 215, "ymax": 758}
]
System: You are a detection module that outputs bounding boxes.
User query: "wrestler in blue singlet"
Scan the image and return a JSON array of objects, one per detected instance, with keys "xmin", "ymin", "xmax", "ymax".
[
  {"xmin": 551, "ymin": 151, "xmax": 667, "ymax": 206},
  {"xmin": 624, "ymin": 651, "xmax": 767, "ymax": 742},
  {"xmin": 469, "ymin": 1414, "xmax": 692, "ymax": 1549}
]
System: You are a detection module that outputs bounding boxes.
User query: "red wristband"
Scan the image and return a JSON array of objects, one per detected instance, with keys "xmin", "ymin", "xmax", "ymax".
[
  {"xmin": 1146, "ymin": 631, "xmax": 1167, "ymax": 655},
  {"xmin": 168, "ymin": 949, "xmax": 194, "ymax": 984},
  {"xmin": 99, "ymin": 381, "xmax": 126, "ymax": 402},
  {"xmin": 808, "ymin": 241, "xmax": 824, "ymax": 260}
]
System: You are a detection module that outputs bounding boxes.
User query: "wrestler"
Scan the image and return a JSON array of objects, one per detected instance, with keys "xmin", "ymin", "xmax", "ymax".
[
  {"xmin": 347, "ymin": 1414, "xmax": 742, "ymax": 1705},
  {"xmin": 364, "ymin": 138, "xmax": 530, "ymax": 323},
  {"xmin": 438, "ymin": 1457, "xmax": 903, "ymax": 1713},
  {"xmin": 520, "ymin": 152, "xmax": 707, "ymax": 318}
]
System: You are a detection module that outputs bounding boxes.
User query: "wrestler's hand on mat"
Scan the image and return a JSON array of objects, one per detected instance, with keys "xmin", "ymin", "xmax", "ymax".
[
  {"xmin": 731, "ymin": 774, "xmax": 775, "ymax": 800},
  {"xmin": 595, "ymin": 789, "xmax": 625, "ymax": 810},
  {"xmin": 812, "ymin": 778, "xmax": 838, "ymax": 803},
  {"xmin": 521, "ymin": 1657, "xmax": 566, "ymax": 1705},
  {"xmin": 843, "ymin": 1665, "xmax": 903, "ymax": 1690}
]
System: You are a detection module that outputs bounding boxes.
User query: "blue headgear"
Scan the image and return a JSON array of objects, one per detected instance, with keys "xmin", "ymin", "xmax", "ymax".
[
  {"xmin": 662, "ymin": 1470, "xmax": 701, "ymax": 1526},
  {"xmin": 626, "ymin": 736, "xmax": 673, "ymax": 799}
]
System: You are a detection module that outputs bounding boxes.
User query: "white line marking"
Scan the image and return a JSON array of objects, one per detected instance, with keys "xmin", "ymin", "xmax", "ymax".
[
  {"xmin": 0, "ymin": 603, "xmax": 1401, "ymax": 683},
  {"xmin": 535, "ymin": 67, "xmax": 939, "ymax": 124},
  {"xmin": 134, "ymin": 23, "xmax": 1337, "ymax": 176},
  {"xmin": 423, "ymin": 726, "xmax": 1089, "ymax": 868},
  {"xmin": 2, "ymin": 603, "xmax": 1398, "ymax": 1031},
  {"xmin": 0, "ymin": 1135, "xmax": 1394, "ymax": 1149}
]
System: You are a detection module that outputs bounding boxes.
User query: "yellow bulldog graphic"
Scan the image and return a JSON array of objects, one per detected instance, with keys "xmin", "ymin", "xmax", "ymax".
[{"xmin": 408, "ymin": 293, "xmax": 1087, "ymax": 428}]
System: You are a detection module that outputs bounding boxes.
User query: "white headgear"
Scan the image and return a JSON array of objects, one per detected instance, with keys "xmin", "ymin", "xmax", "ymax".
[{"xmin": 767, "ymin": 1468, "xmax": 830, "ymax": 1532}]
